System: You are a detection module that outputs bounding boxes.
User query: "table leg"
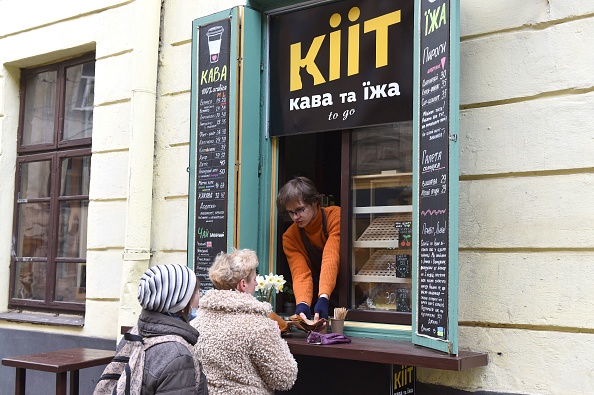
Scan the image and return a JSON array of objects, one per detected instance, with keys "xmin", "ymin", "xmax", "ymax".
[
  {"xmin": 56, "ymin": 371, "xmax": 67, "ymax": 395},
  {"xmin": 70, "ymin": 369, "xmax": 79, "ymax": 395},
  {"xmin": 14, "ymin": 368, "xmax": 25, "ymax": 395}
]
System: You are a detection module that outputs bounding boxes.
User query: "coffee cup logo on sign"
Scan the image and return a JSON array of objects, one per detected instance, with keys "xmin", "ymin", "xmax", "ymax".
[{"xmin": 206, "ymin": 26, "xmax": 224, "ymax": 63}]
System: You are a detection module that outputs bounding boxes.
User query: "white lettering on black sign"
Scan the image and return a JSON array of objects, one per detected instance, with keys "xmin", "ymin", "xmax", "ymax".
[
  {"xmin": 268, "ymin": 0, "xmax": 414, "ymax": 136},
  {"xmin": 194, "ymin": 19, "xmax": 231, "ymax": 289},
  {"xmin": 417, "ymin": 0, "xmax": 450, "ymax": 341}
]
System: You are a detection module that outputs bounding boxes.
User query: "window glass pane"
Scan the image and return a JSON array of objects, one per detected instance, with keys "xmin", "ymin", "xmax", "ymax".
[
  {"xmin": 12, "ymin": 262, "xmax": 46, "ymax": 301},
  {"xmin": 63, "ymin": 62, "xmax": 94, "ymax": 141},
  {"xmin": 351, "ymin": 122, "xmax": 413, "ymax": 313},
  {"xmin": 22, "ymin": 71, "xmax": 57, "ymax": 145},
  {"xmin": 20, "ymin": 160, "xmax": 51, "ymax": 199},
  {"xmin": 17, "ymin": 202, "xmax": 50, "ymax": 257},
  {"xmin": 60, "ymin": 156, "xmax": 91, "ymax": 196},
  {"xmin": 55, "ymin": 262, "xmax": 86, "ymax": 302},
  {"xmin": 57, "ymin": 200, "xmax": 88, "ymax": 258},
  {"xmin": 13, "ymin": 54, "xmax": 93, "ymax": 311}
]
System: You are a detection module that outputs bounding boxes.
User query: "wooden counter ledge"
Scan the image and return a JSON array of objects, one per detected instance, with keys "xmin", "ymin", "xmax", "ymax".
[{"xmin": 284, "ymin": 336, "xmax": 488, "ymax": 371}]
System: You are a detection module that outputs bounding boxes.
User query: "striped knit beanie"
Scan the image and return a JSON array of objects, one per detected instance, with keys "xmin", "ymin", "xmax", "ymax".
[{"xmin": 138, "ymin": 264, "xmax": 197, "ymax": 313}]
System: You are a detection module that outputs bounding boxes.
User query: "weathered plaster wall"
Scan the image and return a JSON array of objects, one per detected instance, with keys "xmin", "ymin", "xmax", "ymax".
[
  {"xmin": 417, "ymin": 1, "xmax": 594, "ymax": 393},
  {"xmin": 0, "ymin": 0, "xmax": 135, "ymax": 339},
  {"xmin": 0, "ymin": 0, "xmax": 247, "ymax": 340}
]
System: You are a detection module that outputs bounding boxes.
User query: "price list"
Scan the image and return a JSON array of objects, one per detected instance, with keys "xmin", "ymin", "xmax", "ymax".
[
  {"xmin": 417, "ymin": 0, "xmax": 450, "ymax": 340},
  {"xmin": 194, "ymin": 18, "xmax": 231, "ymax": 289}
]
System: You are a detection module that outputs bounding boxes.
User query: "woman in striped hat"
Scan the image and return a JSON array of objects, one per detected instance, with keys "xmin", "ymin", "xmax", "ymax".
[{"xmin": 126, "ymin": 263, "xmax": 208, "ymax": 394}]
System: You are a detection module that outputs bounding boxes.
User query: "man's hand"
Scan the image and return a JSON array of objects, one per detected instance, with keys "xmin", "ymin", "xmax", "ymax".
[
  {"xmin": 295, "ymin": 302, "xmax": 311, "ymax": 319},
  {"xmin": 313, "ymin": 295, "xmax": 329, "ymax": 322}
]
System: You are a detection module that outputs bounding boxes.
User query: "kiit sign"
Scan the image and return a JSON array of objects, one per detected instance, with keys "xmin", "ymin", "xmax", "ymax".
[
  {"xmin": 289, "ymin": 7, "xmax": 402, "ymax": 91},
  {"xmin": 269, "ymin": 0, "xmax": 414, "ymax": 136}
]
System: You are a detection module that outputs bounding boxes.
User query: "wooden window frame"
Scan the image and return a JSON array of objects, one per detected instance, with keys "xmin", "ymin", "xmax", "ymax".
[
  {"xmin": 18, "ymin": 52, "xmax": 94, "ymax": 154},
  {"xmin": 9, "ymin": 53, "xmax": 94, "ymax": 313}
]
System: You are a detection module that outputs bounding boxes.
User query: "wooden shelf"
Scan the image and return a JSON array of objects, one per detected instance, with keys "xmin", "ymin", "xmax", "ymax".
[
  {"xmin": 352, "ymin": 172, "xmax": 413, "ymax": 189},
  {"xmin": 352, "ymin": 275, "xmax": 412, "ymax": 284},
  {"xmin": 353, "ymin": 205, "xmax": 412, "ymax": 214},
  {"xmin": 357, "ymin": 214, "xmax": 412, "ymax": 242},
  {"xmin": 353, "ymin": 250, "xmax": 411, "ymax": 283},
  {"xmin": 353, "ymin": 240, "xmax": 399, "ymax": 248}
]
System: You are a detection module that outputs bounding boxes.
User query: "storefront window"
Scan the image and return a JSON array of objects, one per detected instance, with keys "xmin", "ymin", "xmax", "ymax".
[{"xmin": 350, "ymin": 122, "xmax": 413, "ymax": 318}]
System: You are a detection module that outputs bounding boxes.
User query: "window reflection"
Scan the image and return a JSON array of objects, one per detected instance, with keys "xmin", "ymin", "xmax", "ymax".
[
  {"xmin": 60, "ymin": 156, "xmax": 91, "ymax": 196},
  {"xmin": 22, "ymin": 71, "xmax": 57, "ymax": 146},
  {"xmin": 57, "ymin": 201, "xmax": 88, "ymax": 258},
  {"xmin": 20, "ymin": 160, "xmax": 51, "ymax": 199},
  {"xmin": 12, "ymin": 262, "xmax": 46, "ymax": 301},
  {"xmin": 17, "ymin": 202, "xmax": 50, "ymax": 257},
  {"xmin": 64, "ymin": 62, "xmax": 94, "ymax": 141},
  {"xmin": 55, "ymin": 262, "xmax": 86, "ymax": 302}
]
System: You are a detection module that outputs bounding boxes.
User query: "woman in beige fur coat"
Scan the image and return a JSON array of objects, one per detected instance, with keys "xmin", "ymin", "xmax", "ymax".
[{"xmin": 191, "ymin": 249, "xmax": 298, "ymax": 394}]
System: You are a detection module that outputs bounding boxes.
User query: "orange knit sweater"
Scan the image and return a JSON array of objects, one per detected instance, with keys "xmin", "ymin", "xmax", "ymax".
[{"xmin": 282, "ymin": 206, "xmax": 341, "ymax": 306}]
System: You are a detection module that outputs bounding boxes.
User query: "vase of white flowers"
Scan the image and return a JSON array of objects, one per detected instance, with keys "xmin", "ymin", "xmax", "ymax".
[{"xmin": 255, "ymin": 273, "xmax": 286, "ymax": 304}]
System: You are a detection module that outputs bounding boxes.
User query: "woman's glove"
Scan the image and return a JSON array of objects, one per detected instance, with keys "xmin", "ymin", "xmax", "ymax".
[
  {"xmin": 314, "ymin": 296, "xmax": 329, "ymax": 319},
  {"xmin": 295, "ymin": 302, "xmax": 311, "ymax": 318}
]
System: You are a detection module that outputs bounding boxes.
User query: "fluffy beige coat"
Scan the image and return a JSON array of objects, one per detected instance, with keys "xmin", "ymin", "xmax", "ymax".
[{"xmin": 191, "ymin": 290, "xmax": 298, "ymax": 394}]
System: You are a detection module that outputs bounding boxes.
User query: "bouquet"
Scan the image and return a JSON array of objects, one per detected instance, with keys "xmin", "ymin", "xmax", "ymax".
[{"xmin": 255, "ymin": 273, "xmax": 286, "ymax": 304}]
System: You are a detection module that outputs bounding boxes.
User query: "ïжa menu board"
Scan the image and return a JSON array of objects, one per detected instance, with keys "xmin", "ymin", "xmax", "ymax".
[
  {"xmin": 414, "ymin": 0, "xmax": 459, "ymax": 354},
  {"xmin": 193, "ymin": 17, "xmax": 231, "ymax": 289}
]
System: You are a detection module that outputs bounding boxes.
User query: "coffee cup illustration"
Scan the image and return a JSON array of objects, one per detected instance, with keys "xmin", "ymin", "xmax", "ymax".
[{"xmin": 206, "ymin": 26, "xmax": 224, "ymax": 63}]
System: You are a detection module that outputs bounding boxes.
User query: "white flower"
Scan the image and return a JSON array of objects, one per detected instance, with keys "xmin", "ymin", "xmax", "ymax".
[
  {"xmin": 264, "ymin": 273, "xmax": 276, "ymax": 289},
  {"xmin": 255, "ymin": 273, "xmax": 286, "ymax": 303},
  {"xmin": 256, "ymin": 275, "xmax": 266, "ymax": 292},
  {"xmin": 274, "ymin": 274, "xmax": 286, "ymax": 287}
]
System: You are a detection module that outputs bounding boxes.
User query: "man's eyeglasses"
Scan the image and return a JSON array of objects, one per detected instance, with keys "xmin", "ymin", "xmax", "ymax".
[{"xmin": 286, "ymin": 206, "xmax": 307, "ymax": 218}]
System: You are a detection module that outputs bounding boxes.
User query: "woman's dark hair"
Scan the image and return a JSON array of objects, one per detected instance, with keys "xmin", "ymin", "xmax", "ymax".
[{"xmin": 276, "ymin": 176, "xmax": 321, "ymax": 212}]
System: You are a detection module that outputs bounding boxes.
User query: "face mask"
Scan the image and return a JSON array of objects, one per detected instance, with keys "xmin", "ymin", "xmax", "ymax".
[{"xmin": 188, "ymin": 308, "xmax": 198, "ymax": 322}]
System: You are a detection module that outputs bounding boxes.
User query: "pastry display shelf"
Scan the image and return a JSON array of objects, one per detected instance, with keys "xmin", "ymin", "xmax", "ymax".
[
  {"xmin": 353, "ymin": 250, "xmax": 412, "ymax": 284},
  {"xmin": 351, "ymin": 171, "xmax": 413, "ymax": 189},
  {"xmin": 353, "ymin": 205, "xmax": 412, "ymax": 215},
  {"xmin": 352, "ymin": 275, "xmax": 412, "ymax": 284},
  {"xmin": 355, "ymin": 214, "xmax": 412, "ymax": 242},
  {"xmin": 351, "ymin": 169, "xmax": 414, "ymax": 317},
  {"xmin": 353, "ymin": 240, "xmax": 400, "ymax": 248}
]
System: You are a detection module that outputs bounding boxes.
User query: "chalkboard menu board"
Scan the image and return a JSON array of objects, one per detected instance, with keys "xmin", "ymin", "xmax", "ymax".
[
  {"xmin": 417, "ymin": 0, "xmax": 450, "ymax": 340},
  {"xmin": 194, "ymin": 18, "xmax": 231, "ymax": 289}
]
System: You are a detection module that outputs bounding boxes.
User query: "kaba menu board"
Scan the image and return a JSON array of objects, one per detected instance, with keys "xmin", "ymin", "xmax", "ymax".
[
  {"xmin": 194, "ymin": 18, "xmax": 231, "ymax": 289},
  {"xmin": 416, "ymin": 0, "xmax": 451, "ymax": 342}
]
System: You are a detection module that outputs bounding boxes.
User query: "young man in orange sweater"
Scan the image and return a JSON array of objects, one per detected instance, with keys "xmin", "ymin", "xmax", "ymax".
[{"xmin": 277, "ymin": 177, "xmax": 340, "ymax": 322}]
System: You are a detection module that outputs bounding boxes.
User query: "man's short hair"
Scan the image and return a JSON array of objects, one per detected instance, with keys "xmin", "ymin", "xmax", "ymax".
[{"xmin": 276, "ymin": 176, "xmax": 320, "ymax": 212}]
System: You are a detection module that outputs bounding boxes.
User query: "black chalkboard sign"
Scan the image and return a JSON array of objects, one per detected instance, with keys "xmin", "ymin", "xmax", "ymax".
[
  {"xmin": 396, "ymin": 254, "xmax": 411, "ymax": 278},
  {"xmin": 194, "ymin": 18, "xmax": 231, "ymax": 289},
  {"xmin": 396, "ymin": 287, "xmax": 412, "ymax": 312},
  {"xmin": 416, "ymin": 0, "xmax": 450, "ymax": 341}
]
